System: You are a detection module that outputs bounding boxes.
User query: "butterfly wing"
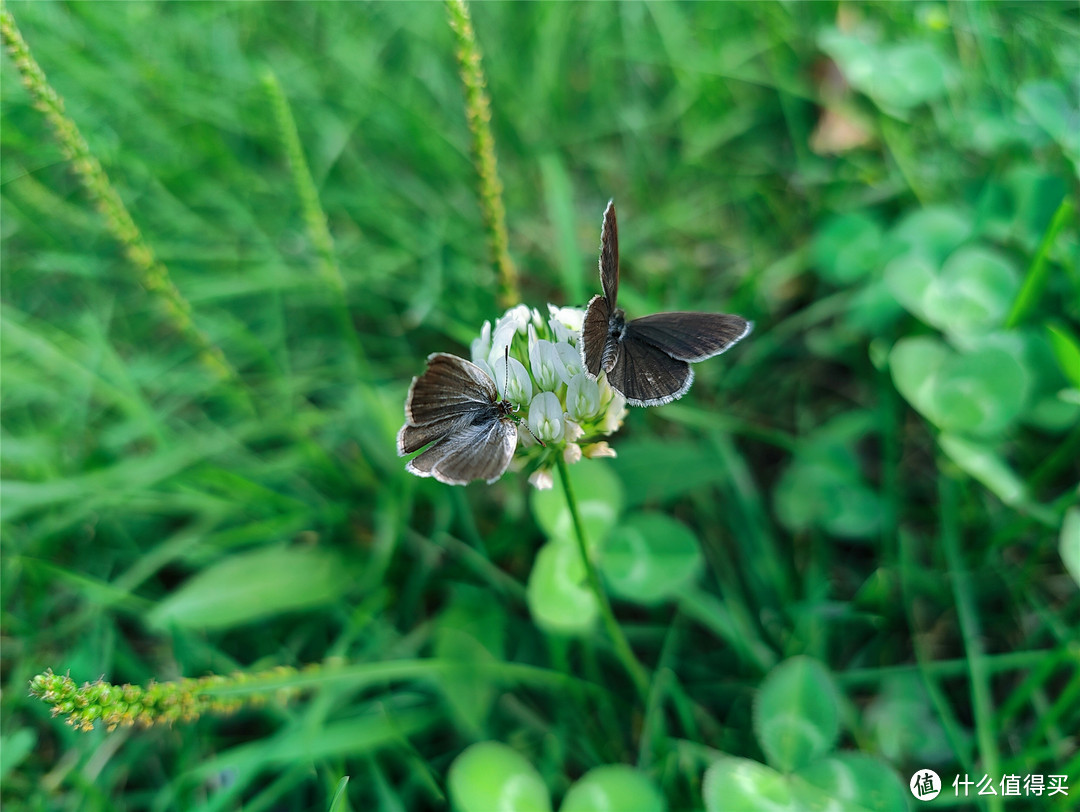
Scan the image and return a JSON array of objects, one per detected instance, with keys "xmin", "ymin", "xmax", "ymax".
[
  {"xmin": 606, "ymin": 335, "xmax": 694, "ymax": 406},
  {"xmin": 625, "ymin": 313, "xmax": 752, "ymax": 362},
  {"xmin": 406, "ymin": 412, "xmax": 517, "ymax": 485},
  {"xmin": 599, "ymin": 200, "xmax": 619, "ymax": 308},
  {"xmin": 403, "ymin": 353, "xmax": 498, "ymax": 427},
  {"xmin": 399, "ymin": 353, "xmax": 517, "ymax": 484},
  {"xmin": 580, "ymin": 293, "xmax": 613, "ymax": 378}
]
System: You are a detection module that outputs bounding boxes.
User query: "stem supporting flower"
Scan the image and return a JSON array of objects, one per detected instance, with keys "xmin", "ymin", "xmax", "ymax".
[{"xmin": 555, "ymin": 455, "xmax": 650, "ymax": 701}]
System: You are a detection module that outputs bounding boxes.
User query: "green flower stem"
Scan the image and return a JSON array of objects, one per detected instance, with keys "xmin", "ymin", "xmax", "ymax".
[
  {"xmin": 0, "ymin": 5, "xmax": 237, "ymax": 384},
  {"xmin": 445, "ymin": 0, "xmax": 519, "ymax": 309},
  {"xmin": 555, "ymin": 454, "xmax": 650, "ymax": 702}
]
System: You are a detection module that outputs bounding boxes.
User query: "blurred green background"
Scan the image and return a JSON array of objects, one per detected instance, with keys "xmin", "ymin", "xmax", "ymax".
[{"xmin": 2, "ymin": 2, "xmax": 1078, "ymax": 811}]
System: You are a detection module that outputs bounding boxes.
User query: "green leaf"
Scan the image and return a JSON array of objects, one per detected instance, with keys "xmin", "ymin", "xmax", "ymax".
[
  {"xmin": 1061, "ymin": 508, "xmax": 1080, "ymax": 589},
  {"xmin": 773, "ymin": 413, "xmax": 882, "ymax": 540},
  {"xmin": 600, "ymin": 512, "xmax": 703, "ymax": 604},
  {"xmin": 812, "ymin": 213, "xmax": 884, "ymax": 284},
  {"xmin": 526, "ymin": 541, "xmax": 598, "ymax": 635},
  {"xmin": 937, "ymin": 433, "xmax": 1026, "ymax": 507},
  {"xmin": 819, "ymin": 31, "xmax": 951, "ymax": 112},
  {"xmin": 865, "ymin": 675, "xmax": 953, "ymax": 763},
  {"xmin": 614, "ymin": 440, "xmax": 734, "ymax": 505},
  {"xmin": 702, "ymin": 756, "xmax": 798, "ymax": 812},
  {"xmin": 1046, "ymin": 322, "xmax": 1080, "ymax": 390},
  {"xmin": 890, "ymin": 337, "xmax": 1029, "ymax": 437},
  {"xmin": 435, "ymin": 589, "xmax": 506, "ymax": 735},
  {"xmin": 0, "ymin": 727, "xmax": 36, "ymax": 783},
  {"xmin": 886, "ymin": 206, "xmax": 973, "ymax": 266},
  {"xmin": 532, "ymin": 461, "xmax": 623, "ymax": 550},
  {"xmin": 869, "ymin": 41, "xmax": 951, "ymax": 111},
  {"xmin": 755, "ymin": 656, "xmax": 840, "ymax": 773},
  {"xmin": 1017, "ymin": 80, "xmax": 1080, "ymax": 166},
  {"xmin": 147, "ymin": 546, "xmax": 353, "ymax": 631},
  {"xmin": 793, "ymin": 754, "xmax": 908, "ymax": 812},
  {"xmin": 328, "ymin": 776, "xmax": 350, "ymax": 812},
  {"xmin": 560, "ymin": 765, "xmax": 666, "ymax": 812},
  {"xmin": 927, "ymin": 246, "xmax": 1020, "ymax": 341},
  {"xmin": 886, "ymin": 243, "xmax": 1019, "ymax": 342},
  {"xmin": 448, "ymin": 741, "xmax": 552, "ymax": 812}
]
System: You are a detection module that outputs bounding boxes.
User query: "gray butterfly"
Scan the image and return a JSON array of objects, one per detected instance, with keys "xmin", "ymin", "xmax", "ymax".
[
  {"xmin": 397, "ymin": 352, "xmax": 519, "ymax": 485},
  {"xmin": 581, "ymin": 201, "xmax": 752, "ymax": 406}
]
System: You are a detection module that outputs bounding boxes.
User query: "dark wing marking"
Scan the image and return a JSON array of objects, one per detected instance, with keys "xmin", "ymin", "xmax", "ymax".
[{"xmin": 625, "ymin": 313, "xmax": 752, "ymax": 362}]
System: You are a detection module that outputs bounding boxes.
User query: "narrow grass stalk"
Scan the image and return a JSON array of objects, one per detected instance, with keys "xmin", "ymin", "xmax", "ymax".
[
  {"xmin": 261, "ymin": 68, "xmax": 368, "ymax": 374},
  {"xmin": 445, "ymin": 0, "xmax": 519, "ymax": 309},
  {"xmin": 939, "ymin": 473, "xmax": 1003, "ymax": 812},
  {"xmin": 1005, "ymin": 195, "xmax": 1075, "ymax": 329},
  {"xmin": 261, "ymin": 68, "xmax": 345, "ymax": 296},
  {"xmin": 0, "ymin": 5, "xmax": 236, "ymax": 383},
  {"xmin": 555, "ymin": 455, "xmax": 650, "ymax": 702}
]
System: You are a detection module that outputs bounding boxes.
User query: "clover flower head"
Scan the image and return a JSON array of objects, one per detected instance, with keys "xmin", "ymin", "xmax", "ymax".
[{"xmin": 465, "ymin": 303, "xmax": 627, "ymax": 487}]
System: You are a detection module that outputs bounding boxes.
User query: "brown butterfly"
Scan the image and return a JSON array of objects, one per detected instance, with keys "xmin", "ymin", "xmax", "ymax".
[{"xmin": 581, "ymin": 201, "xmax": 752, "ymax": 405}]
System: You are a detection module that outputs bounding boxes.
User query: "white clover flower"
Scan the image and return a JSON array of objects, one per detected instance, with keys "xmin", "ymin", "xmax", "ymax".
[
  {"xmin": 566, "ymin": 373, "xmax": 601, "ymax": 421},
  {"xmin": 563, "ymin": 418, "xmax": 584, "ymax": 443},
  {"xmin": 493, "ymin": 355, "xmax": 533, "ymax": 406},
  {"xmin": 528, "ymin": 391, "xmax": 565, "ymax": 443},
  {"xmin": 529, "ymin": 335, "xmax": 570, "ymax": 392},
  {"xmin": 555, "ymin": 342, "xmax": 582, "ymax": 381},
  {"xmin": 583, "ymin": 442, "xmax": 617, "ymax": 459},
  {"xmin": 458, "ymin": 302, "xmax": 628, "ymax": 488},
  {"xmin": 547, "ymin": 305, "xmax": 585, "ymax": 344},
  {"xmin": 529, "ymin": 469, "xmax": 554, "ymax": 490},
  {"xmin": 471, "ymin": 320, "xmax": 492, "ymax": 365}
]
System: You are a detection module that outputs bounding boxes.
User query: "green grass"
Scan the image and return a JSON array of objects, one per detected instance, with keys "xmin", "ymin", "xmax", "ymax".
[{"xmin": 2, "ymin": 2, "xmax": 1078, "ymax": 811}]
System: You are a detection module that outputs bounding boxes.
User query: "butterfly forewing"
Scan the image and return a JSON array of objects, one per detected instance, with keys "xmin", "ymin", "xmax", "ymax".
[
  {"xmin": 607, "ymin": 337, "xmax": 694, "ymax": 406},
  {"xmin": 405, "ymin": 353, "xmax": 497, "ymax": 426},
  {"xmin": 600, "ymin": 200, "xmax": 619, "ymax": 307},
  {"xmin": 625, "ymin": 312, "xmax": 752, "ymax": 362}
]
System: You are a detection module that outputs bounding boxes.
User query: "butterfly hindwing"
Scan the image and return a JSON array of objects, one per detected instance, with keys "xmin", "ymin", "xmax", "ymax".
[
  {"xmin": 418, "ymin": 415, "xmax": 518, "ymax": 485},
  {"xmin": 606, "ymin": 335, "xmax": 694, "ymax": 407}
]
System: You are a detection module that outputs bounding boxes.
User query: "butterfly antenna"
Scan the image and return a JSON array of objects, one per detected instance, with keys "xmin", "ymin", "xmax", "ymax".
[
  {"xmin": 503, "ymin": 345, "xmax": 545, "ymax": 447},
  {"xmin": 502, "ymin": 345, "xmax": 510, "ymax": 399}
]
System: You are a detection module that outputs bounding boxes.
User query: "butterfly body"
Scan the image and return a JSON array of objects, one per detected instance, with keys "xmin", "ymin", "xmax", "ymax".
[
  {"xmin": 398, "ymin": 352, "xmax": 519, "ymax": 485},
  {"xmin": 581, "ymin": 201, "xmax": 752, "ymax": 406}
]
